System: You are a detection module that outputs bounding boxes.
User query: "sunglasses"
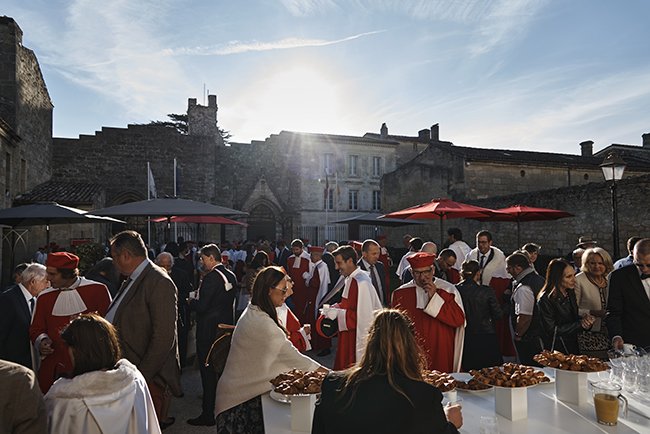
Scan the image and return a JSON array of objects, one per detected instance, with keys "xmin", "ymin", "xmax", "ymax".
[{"xmin": 634, "ymin": 262, "xmax": 650, "ymax": 270}]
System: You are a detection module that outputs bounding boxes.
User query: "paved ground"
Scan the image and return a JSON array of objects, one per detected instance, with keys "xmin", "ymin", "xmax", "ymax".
[{"xmin": 165, "ymin": 340, "xmax": 336, "ymax": 433}]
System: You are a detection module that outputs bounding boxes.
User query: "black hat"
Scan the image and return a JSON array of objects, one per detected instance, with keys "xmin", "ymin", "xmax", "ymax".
[{"xmin": 316, "ymin": 315, "xmax": 339, "ymax": 338}]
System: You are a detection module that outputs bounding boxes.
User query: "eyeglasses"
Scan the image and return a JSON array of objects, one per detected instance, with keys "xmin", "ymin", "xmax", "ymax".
[
  {"xmin": 272, "ymin": 285, "xmax": 289, "ymax": 294},
  {"xmin": 634, "ymin": 262, "xmax": 650, "ymax": 270},
  {"xmin": 412, "ymin": 269, "xmax": 433, "ymax": 277}
]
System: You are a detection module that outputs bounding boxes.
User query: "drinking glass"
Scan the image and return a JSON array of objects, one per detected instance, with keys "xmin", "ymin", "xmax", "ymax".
[{"xmin": 608, "ymin": 350, "xmax": 624, "ymax": 385}]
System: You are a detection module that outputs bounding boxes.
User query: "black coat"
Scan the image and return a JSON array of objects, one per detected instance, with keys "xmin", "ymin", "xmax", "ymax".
[
  {"xmin": 358, "ymin": 259, "xmax": 387, "ymax": 305},
  {"xmin": 312, "ymin": 372, "xmax": 459, "ymax": 434},
  {"xmin": 190, "ymin": 268, "xmax": 235, "ymax": 347},
  {"xmin": 537, "ymin": 288, "xmax": 583, "ymax": 354},
  {"xmin": 0, "ymin": 286, "xmax": 33, "ymax": 368},
  {"xmin": 456, "ymin": 280, "xmax": 503, "ymax": 335},
  {"xmin": 607, "ymin": 264, "xmax": 650, "ymax": 348},
  {"xmin": 322, "ymin": 252, "xmax": 339, "ymax": 291}
]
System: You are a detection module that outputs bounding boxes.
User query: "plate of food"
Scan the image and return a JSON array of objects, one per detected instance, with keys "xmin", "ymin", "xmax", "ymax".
[
  {"xmin": 269, "ymin": 369, "xmax": 326, "ymax": 404},
  {"xmin": 422, "ymin": 370, "xmax": 457, "ymax": 392},
  {"xmin": 469, "ymin": 363, "xmax": 552, "ymax": 389},
  {"xmin": 533, "ymin": 350, "xmax": 609, "ymax": 373}
]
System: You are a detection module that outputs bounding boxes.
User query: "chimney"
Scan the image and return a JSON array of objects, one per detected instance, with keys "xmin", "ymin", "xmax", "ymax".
[
  {"xmin": 208, "ymin": 94, "xmax": 217, "ymax": 108},
  {"xmin": 580, "ymin": 140, "xmax": 593, "ymax": 157},
  {"xmin": 418, "ymin": 129, "xmax": 430, "ymax": 142},
  {"xmin": 380, "ymin": 123, "xmax": 388, "ymax": 139},
  {"xmin": 431, "ymin": 123, "xmax": 439, "ymax": 142},
  {"xmin": 643, "ymin": 133, "xmax": 650, "ymax": 148},
  {"xmin": 188, "ymin": 98, "xmax": 197, "ymax": 107}
]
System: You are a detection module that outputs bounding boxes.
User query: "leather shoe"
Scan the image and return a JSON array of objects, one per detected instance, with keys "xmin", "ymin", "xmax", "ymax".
[
  {"xmin": 187, "ymin": 415, "xmax": 216, "ymax": 426},
  {"xmin": 160, "ymin": 417, "xmax": 175, "ymax": 430}
]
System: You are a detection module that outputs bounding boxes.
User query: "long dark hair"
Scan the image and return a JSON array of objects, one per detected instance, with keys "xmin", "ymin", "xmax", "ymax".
[
  {"xmin": 250, "ymin": 266, "xmax": 287, "ymax": 331},
  {"xmin": 339, "ymin": 309, "xmax": 426, "ymax": 407},
  {"xmin": 61, "ymin": 313, "xmax": 121, "ymax": 377},
  {"xmin": 539, "ymin": 258, "xmax": 572, "ymax": 301}
]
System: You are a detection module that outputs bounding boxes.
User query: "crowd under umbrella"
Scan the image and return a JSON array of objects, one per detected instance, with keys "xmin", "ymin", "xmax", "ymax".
[
  {"xmin": 149, "ymin": 215, "xmax": 249, "ymax": 242},
  {"xmin": 472, "ymin": 204, "xmax": 574, "ymax": 247},
  {"xmin": 380, "ymin": 198, "xmax": 495, "ymax": 245},
  {"xmin": 332, "ymin": 212, "xmax": 425, "ymax": 240}
]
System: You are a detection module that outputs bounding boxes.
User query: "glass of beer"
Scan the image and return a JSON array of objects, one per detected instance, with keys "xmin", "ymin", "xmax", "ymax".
[{"xmin": 590, "ymin": 381, "xmax": 628, "ymax": 426}]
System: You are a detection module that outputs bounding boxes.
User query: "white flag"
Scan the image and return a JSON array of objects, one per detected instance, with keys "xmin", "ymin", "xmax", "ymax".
[{"xmin": 147, "ymin": 163, "xmax": 157, "ymax": 199}]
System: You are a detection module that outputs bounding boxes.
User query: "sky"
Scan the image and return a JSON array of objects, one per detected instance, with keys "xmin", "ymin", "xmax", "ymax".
[{"xmin": 4, "ymin": 0, "xmax": 650, "ymax": 154}]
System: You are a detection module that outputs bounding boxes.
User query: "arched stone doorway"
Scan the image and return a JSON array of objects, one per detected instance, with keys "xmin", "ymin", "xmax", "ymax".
[{"xmin": 247, "ymin": 204, "xmax": 276, "ymax": 241}]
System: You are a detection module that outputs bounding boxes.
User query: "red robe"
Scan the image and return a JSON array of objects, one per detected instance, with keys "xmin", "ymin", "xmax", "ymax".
[
  {"xmin": 328, "ymin": 268, "xmax": 382, "ymax": 370},
  {"xmin": 30, "ymin": 279, "xmax": 111, "ymax": 393},
  {"xmin": 287, "ymin": 253, "xmax": 311, "ymax": 323},
  {"xmin": 391, "ymin": 281, "xmax": 465, "ymax": 372},
  {"xmin": 489, "ymin": 277, "xmax": 516, "ymax": 357},
  {"xmin": 306, "ymin": 261, "xmax": 330, "ymax": 351},
  {"xmin": 278, "ymin": 304, "xmax": 310, "ymax": 352}
]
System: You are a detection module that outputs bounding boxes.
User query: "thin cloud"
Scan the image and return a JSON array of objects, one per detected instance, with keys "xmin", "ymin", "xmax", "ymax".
[{"xmin": 164, "ymin": 30, "xmax": 385, "ymax": 56}]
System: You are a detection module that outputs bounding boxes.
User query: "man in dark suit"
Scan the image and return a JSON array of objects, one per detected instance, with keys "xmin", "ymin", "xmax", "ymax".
[
  {"xmin": 0, "ymin": 264, "xmax": 48, "ymax": 368},
  {"xmin": 323, "ymin": 242, "xmax": 340, "ymax": 291},
  {"xmin": 106, "ymin": 231, "xmax": 182, "ymax": 430},
  {"xmin": 1, "ymin": 263, "xmax": 28, "ymax": 293},
  {"xmin": 608, "ymin": 238, "xmax": 650, "ymax": 350},
  {"xmin": 187, "ymin": 244, "xmax": 236, "ymax": 427},
  {"xmin": 275, "ymin": 240, "xmax": 291, "ymax": 268},
  {"xmin": 357, "ymin": 239, "xmax": 388, "ymax": 306}
]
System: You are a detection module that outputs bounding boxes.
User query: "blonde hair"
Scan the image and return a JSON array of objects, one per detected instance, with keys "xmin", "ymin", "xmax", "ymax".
[{"xmin": 580, "ymin": 247, "xmax": 614, "ymax": 276}]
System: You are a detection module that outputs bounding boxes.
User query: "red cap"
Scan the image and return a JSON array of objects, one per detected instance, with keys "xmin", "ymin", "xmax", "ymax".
[
  {"xmin": 407, "ymin": 252, "xmax": 436, "ymax": 269},
  {"xmin": 351, "ymin": 241, "xmax": 363, "ymax": 251},
  {"xmin": 309, "ymin": 246, "xmax": 324, "ymax": 253},
  {"xmin": 221, "ymin": 254, "xmax": 230, "ymax": 263},
  {"xmin": 46, "ymin": 252, "xmax": 80, "ymax": 269}
]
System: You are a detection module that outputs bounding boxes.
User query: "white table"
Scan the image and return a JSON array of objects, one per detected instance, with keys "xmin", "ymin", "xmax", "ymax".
[{"xmin": 262, "ymin": 372, "xmax": 650, "ymax": 434}]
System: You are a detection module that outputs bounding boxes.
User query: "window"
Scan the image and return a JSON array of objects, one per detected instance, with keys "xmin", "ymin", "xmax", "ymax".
[
  {"xmin": 349, "ymin": 190, "xmax": 359, "ymax": 210},
  {"xmin": 372, "ymin": 191, "xmax": 381, "ymax": 210},
  {"xmin": 349, "ymin": 155, "xmax": 358, "ymax": 176},
  {"xmin": 324, "ymin": 153, "xmax": 334, "ymax": 174},
  {"xmin": 372, "ymin": 157, "xmax": 382, "ymax": 176},
  {"xmin": 324, "ymin": 188, "xmax": 333, "ymax": 210}
]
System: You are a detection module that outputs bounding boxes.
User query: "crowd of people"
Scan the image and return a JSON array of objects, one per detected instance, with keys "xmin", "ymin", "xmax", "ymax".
[{"xmin": 1, "ymin": 227, "xmax": 650, "ymax": 433}]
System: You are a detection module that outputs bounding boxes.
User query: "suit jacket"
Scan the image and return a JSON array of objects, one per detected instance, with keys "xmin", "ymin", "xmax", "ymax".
[
  {"xmin": 0, "ymin": 286, "xmax": 33, "ymax": 368},
  {"xmin": 357, "ymin": 259, "xmax": 387, "ymax": 305},
  {"xmin": 112, "ymin": 262, "xmax": 182, "ymax": 396},
  {"xmin": 607, "ymin": 264, "xmax": 650, "ymax": 348},
  {"xmin": 190, "ymin": 267, "xmax": 235, "ymax": 347},
  {"xmin": 276, "ymin": 247, "xmax": 291, "ymax": 268},
  {"xmin": 312, "ymin": 371, "xmax": 459, "ymax": 434},
  {"xmin": 323, "ymin": 252, "xmax": 339, "ymax": 291},
  {"xmin": 0, "ymin": 360, "xmax": 47, "ymax": 434}
]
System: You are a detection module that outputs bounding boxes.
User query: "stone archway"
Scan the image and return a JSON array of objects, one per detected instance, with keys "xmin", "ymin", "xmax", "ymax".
[{"xmin": 247, "ymin": 204, "xmax": 277, "ymax": 241}]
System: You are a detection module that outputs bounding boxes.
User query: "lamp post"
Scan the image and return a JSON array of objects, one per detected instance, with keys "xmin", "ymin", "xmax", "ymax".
[{"xmin": 600, "ymin": 152, "xmax": 626, "ymax": 259}]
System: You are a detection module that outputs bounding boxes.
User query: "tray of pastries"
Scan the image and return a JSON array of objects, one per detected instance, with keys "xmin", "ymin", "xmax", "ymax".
[
  {"xmin": 421, "ymin": 370, "xmax": 457, "ymax": 392},
  {"xmin": 269, "ymin": 369, "xmax": 326, "ymax": 402},
  {"xmin": 469, "ymin": 363, "xmax": 551, "ymax": 388},
  {"xmin": 533, "ymin": 350, "xmax": 609, "ymax": 372},
  {"xmin": 455, "ymin": 377, "xmax": 493, "ymax": 392}
]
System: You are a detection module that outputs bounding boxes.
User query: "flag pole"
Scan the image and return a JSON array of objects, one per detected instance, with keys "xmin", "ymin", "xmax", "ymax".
[
  {"xmin": 173, "ymin": 158, "xmax": 178, "ymax": 242},
  {"xmin": 147, "ymin": 162, "xmax": 151, "ymax": 248}
]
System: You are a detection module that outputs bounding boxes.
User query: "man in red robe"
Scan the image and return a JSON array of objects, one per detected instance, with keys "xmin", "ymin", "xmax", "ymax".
[
  {"xmin": 317, "ymin": 245, "xmax": 382, "ymax": 370},
  {"xmin": 30, "ymin": 252, "xmax": 111, "ymax": 393},
  {"xmin": 286, "ymin": 238, "xmax": 312, "ymax": 323},
  {"xmin": 391, "ymin": 252, "xmax": 465, "ymax": 372},
  {"xmin": 305, "ymin": 246, "xmax": 331, "ymax": 355}
]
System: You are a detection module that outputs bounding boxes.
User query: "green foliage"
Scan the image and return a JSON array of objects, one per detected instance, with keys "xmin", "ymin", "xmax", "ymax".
[
  {"xmin": 145, "ymin": 113, "xmax": 232, "ymax": 143},
  {"xmin": 74, "ymin": 243, "xmax": 106, "ymax": 274}
]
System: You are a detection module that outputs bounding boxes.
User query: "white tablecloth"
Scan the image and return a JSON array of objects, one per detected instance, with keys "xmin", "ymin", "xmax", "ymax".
[{"xmin": 262, "ymin": 371, "xmax": 650, "ymax": 433}]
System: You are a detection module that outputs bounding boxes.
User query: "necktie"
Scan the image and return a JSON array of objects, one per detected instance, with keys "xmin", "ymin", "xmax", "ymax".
[
  {"xmin": 479, "ymin": 255, "xmax": 486, "ymax": 269},
  {"xmin": 29, "ymin": 297, "xmax": 35, "ymax": 315},
  {"xmin": 641, "ymin": 274, "xmax": 650, "ymax": 280},
  {"xmin": 369, "ymin": 265, "xmax": 382, "ymax": 303},
  {"xmin": 108, "ymin": 278, "xmax": 132, "ymax": 311}
]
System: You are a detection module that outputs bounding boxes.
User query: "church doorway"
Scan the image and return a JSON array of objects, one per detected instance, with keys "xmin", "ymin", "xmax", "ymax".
[{"xmin": 247, "ymin": 204, "xmax": 276, "ymax": 241}]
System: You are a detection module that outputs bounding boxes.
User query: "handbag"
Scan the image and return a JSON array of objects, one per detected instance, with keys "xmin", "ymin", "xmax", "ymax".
[{"xmin": 205, "ymin": 324, "xmax": 235, "ymax": 375}]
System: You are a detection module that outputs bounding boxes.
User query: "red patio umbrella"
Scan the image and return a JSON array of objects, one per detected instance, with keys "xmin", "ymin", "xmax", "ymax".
[
  {"xmin": 474, "ymin": 204, "xmax": 573, "ymax": 246},
  {"xmin": 381, "ymin": 198, "xmax": 495, "ymax": 244},
  {"xmin": 149, "ymin": 215, "xmax": 248, "ymax": 227}
]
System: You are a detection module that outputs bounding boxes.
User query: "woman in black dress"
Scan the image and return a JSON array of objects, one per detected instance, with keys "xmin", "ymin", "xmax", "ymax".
[
  {"xmin": 312, "ymin": 309, "xmax": 462, "ymax": 434},
  {"xmin": 456, "ymin": 260, "xmax": 504, "ymax": 370}
]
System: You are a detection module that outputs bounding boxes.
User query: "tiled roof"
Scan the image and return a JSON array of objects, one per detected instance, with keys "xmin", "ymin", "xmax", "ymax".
[
  {"xmin": 14, "ymin": 181, "xmax": 103, "ymax": 206},
  {"xmin": 274, "ymin": 130, "xmax": 399, "ymax": 146}
]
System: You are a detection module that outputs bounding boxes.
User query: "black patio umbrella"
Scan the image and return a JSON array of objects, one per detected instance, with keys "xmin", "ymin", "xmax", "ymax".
[
  {"xmin": 91, "ymin": 198, "xmax": 247, "ymax": 218},
  {"xmin": 0, "ymin": 202, "xmax": 125, "ymax": 245},
  {"xmin": 332, "ymin": 213, "xmax": 425, "ymax": 240}
]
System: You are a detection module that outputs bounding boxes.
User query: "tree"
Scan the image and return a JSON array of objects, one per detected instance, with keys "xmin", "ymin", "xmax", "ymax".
[{"xmin": 145, "ymin": 113, "xmax": 232, "ymax": 143}]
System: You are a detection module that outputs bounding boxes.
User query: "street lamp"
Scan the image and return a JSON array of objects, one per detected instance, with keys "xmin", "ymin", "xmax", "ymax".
[{"xmin": 600, "ymin": 151, "xmax": 626, "ymax": 259}]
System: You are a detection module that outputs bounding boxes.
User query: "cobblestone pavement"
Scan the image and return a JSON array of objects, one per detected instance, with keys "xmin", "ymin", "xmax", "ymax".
[{"xmin": 165, "ymin": 340, "xmax": 336, "ymax": 433}]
